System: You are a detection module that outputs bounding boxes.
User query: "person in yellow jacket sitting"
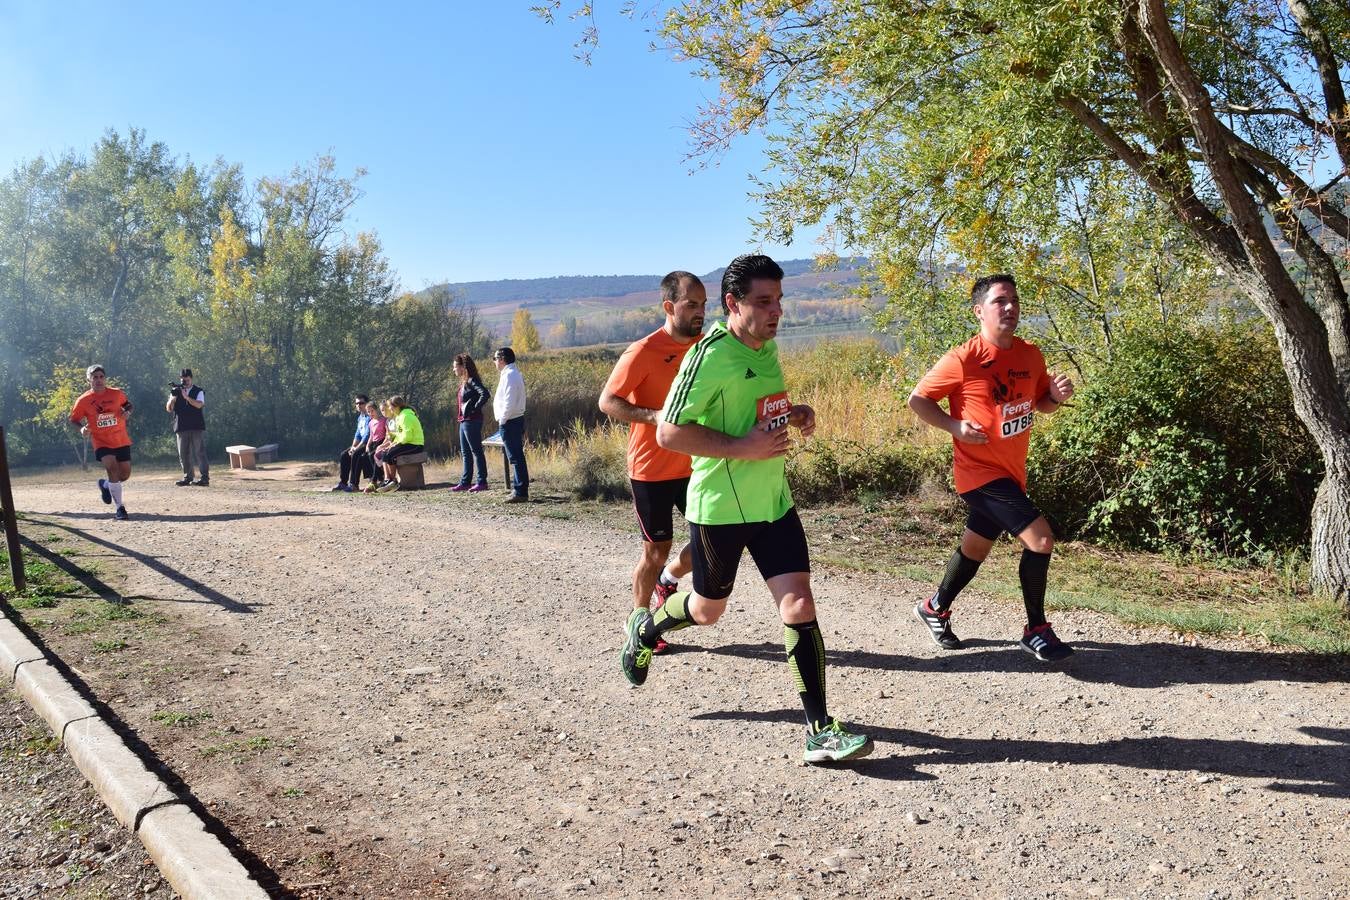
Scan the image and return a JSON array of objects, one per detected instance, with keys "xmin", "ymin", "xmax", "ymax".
[{"xmin": 374, "ymin": 395, "xmax": 425, "ymax": 493}]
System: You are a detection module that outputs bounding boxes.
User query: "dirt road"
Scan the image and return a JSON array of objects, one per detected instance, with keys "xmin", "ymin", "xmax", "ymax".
[{"xmin": 6, "ymin": 465, "xmax": 1349, "ymax": 898}]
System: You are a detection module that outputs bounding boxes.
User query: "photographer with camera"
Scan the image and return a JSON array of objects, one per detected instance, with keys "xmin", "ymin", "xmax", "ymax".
[{"xmin": 164, "ymin": 368, "xmax": 209, "ymax": 486}]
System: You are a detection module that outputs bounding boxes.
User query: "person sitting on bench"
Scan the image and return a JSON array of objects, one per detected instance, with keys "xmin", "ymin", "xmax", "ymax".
[{"xmin": 374, "ymin": 395, "xmax": 425, "ymax": 493}]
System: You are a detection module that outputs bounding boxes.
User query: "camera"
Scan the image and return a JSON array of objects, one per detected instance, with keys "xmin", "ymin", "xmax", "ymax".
[{"xmin": 169, "ymin": 379, "xmax": 184, "ymax": 395}]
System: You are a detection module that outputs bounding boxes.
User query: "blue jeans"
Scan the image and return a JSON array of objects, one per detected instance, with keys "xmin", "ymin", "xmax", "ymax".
[
  {"xmin": 458, "ymin": 420, "xmax": 488, "ymax": 486},
  {"xmin": 502, "ymin": 416, "xmax": 529, "ymax": 497}
]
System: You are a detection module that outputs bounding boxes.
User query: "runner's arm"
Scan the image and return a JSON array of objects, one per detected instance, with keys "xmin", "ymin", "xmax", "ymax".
[
  {"xmin": 656, "ymin": 419, "xmax": 789, "ymax": 460},
  {"xmin": 1036, "ymin": 372, "xmax": 1074, "ymax": 413},
  {"xmin": 908, "ymin": 393, "xmax": 987, "ymax": 444},
  {"xmin": 599, "ymin": 392, "xmax": 659, "ymax": 426}
]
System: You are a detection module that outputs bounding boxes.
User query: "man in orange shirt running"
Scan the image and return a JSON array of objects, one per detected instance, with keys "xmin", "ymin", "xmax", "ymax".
[
  {"xmin": 69, "ymin": 365, "xmax": 136, "ymax": 521},
  {"xmin": 908, "ymin": 274, "xmax": 1076, "ymax": 661},
  {"xmin": 599, "ymin": 271, "xmax": 706, "ymax": 653}
]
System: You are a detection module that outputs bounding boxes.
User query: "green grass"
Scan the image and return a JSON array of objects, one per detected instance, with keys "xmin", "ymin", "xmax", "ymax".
[
  {"xmin": 199, "ymin": 734, "xmax": 290, "ymax": 762},
  {"xmin": 150, "ymin": 709, "xmax": 213, "ymax": 728}
]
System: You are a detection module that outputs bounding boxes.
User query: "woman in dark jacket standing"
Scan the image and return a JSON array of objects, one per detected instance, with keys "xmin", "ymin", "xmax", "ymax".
[{"xmin": 452, "ymin": 353, "xmax": 491, "ymax": 491}]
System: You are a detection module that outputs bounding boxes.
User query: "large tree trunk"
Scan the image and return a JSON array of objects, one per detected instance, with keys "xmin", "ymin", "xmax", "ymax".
[{"xmin": 1311, "ymin": 461, "xmax": 1350, "ymax": 605}]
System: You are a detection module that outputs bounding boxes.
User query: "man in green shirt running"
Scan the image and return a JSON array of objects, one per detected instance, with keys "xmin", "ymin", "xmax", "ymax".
[{"xmin": 619, "ymin": 253, "xmax": 873, "ymax": 764}]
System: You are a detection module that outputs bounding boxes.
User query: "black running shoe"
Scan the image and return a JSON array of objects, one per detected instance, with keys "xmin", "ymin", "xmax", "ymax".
[
  {"xmin": 175, "ymin": 477, "xmax": 193, "ymax": 486},
  {"xmin": 98, "ymin": 479, "xmax": 112, "ymax": 505},
  {"xmin": 620, "ymin": 608, "xmax": 654, "ymax": 686},
  {"xmin": 114, "ymin": 506, "xmax": 129, "ymax": 521},
  {"xmin": 1020, "ymin": 623, "xmax": 1073, "ymax": 662},
  {"xmin": 914, "ymin": 597, "xmax": 962, "ymax": 650}
]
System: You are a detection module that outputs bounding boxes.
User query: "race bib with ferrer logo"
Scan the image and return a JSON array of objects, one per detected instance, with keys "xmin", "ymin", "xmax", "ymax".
[
  {"xmin": 999, "ymin": 399, "xmax": 1034, "ymax": 439},
  {"xmin": 757, "ymin": 391, "xmax": 792, "ymax": 431},
  {"xmin": 96, "ymin": 412, "xmax": 119, "ymax": 429}
]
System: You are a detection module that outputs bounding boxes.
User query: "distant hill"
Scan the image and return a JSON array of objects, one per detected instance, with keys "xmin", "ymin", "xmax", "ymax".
[{"xmin": 434, "ymin": 258, "xmax": 867, "ymax": 307}]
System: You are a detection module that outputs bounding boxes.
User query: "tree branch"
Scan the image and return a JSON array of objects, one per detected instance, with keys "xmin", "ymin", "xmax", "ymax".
[
  {"xmin": 1287, "ymin": 0, "xmax": 1350, "ymax": 168},
  {"xmin": 1056, "ymin": 93, "xmax": 1244, "ymax": 267}
]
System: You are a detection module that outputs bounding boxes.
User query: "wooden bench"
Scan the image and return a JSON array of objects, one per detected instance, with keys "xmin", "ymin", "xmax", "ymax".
[
  {"xmin": 394, "ymin": 450, "xmax": 430, "ymax": 490},
  {"xmin": 225, "ymin": 444, "xmax": 257, "ymax": 470}
]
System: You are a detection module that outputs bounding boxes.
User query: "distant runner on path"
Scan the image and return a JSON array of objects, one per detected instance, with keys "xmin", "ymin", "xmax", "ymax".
[
  {"xmin": 598, "ymin": 270, "xmax": 706, "ymax": 655},
  {"xmin": 620, "ymin": 253, "xmax": 873, "ymax": 764},
  {"xmin": 908, "ymin": 273, "xmax": 1076, "ymax": 661},
  {"xmin": 69, "ymin": 365, "xmax": 135, "ymax": 521}
]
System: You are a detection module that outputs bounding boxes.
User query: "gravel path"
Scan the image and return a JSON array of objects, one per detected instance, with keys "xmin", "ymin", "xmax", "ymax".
[{"xmin": 5, "ymin": 465, "xmax": 1349, "ymax": 898}]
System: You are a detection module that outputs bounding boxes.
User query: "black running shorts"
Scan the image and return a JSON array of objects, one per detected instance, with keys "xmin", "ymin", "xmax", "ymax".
[
  {"xmin": 631, "ymin": 477, "xmax": 688, "ymax": 543},
  {"xmin": 689, "ymin": 507, "xmax": 810, "ymax": 601},
  {"xmin": 959, "ymin": 477, "xmax": 1042, "ymax": 540},
  {"xmin": 95, "ymin": 445, "xmax": 132, "ymax": 463}
]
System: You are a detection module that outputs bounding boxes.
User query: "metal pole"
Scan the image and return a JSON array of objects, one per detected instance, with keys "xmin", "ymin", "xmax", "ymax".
[{"xmin": 0, "ymin": 426, "xmax": 25, "ymax": 592}]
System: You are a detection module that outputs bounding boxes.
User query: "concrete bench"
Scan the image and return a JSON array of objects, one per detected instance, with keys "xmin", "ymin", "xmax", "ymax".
[
  {"xmin": 394, "ymin": 451, "xmax": 430, "ymax": 490},
  {"xmin": 482, "ymin": 435, "xmax": 512, "ymax": 489},
  {"xmin": 225, "ymin": 445, "xmax": 256, "ymax": 470}
]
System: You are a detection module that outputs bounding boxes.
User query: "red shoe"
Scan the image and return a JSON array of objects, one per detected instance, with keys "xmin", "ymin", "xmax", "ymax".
[{"xmin": 650, "ymin": 578, "xmax": 679, "ymax": 655}]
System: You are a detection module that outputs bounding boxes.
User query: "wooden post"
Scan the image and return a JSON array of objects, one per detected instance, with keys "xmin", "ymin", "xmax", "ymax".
[{"xmin": 0, "ymin": 426, "xmax": 25, "ymax": 592}]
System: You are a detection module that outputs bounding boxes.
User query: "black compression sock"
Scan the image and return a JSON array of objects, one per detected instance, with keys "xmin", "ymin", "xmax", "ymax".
[
  {"xmin": 931, "ymin": 549, "xmax": 981, "ymax": 612},
  {"xmin": 784, "ymin": 620, "xmax": 828, "ymax": 730},
  {"xmin": 640, "ymin": 591, "xmax": 695, "ymax": 645},
  {"xmin": 1019, "ymin": 549, "xmax": 1051, "ymax": 627}
]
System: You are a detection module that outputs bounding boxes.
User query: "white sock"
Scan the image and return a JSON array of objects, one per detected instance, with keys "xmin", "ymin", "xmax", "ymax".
[
  {"xmin": 660, "ymin": 567, "xmax": 679, "ymax": 587},
  {"xmin": 108, "ymin": 481, "xmax": 124, "ymax": 507}
]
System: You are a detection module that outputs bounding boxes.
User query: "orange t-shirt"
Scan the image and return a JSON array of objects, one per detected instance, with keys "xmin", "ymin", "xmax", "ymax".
[
  {"xmin": 69, "ymin": 387, "xmax": 133, "ymax": 451},
  {"xmin": 603, "ymin": 327, "xmax": 698, "ymax": 482},
  {"xmin": 914, "ymin": 334, "xmax": 1049, "ymax": 493}
]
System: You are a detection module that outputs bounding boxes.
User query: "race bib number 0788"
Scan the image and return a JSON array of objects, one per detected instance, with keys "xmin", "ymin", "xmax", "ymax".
[
  {"xmin": 757, "ymin": 392, "xmax": 792, "ymax": 431},
  {"xmin": 1000, "ymin": 399, "xmax": 1033, "ymax": 438}
]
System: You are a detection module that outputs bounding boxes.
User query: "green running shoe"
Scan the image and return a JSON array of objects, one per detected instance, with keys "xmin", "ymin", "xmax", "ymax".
[
  {"xmin": 620, "ymin": 608, "xmax": 654, "ymax": 686},
  {"xmin": 804, "ymin": 719, "xmax": 874, "ymax": 764}
]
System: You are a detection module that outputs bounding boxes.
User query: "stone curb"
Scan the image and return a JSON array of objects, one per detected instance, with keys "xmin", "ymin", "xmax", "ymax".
[{"xmin": 2, "ymin": 610, "xmax": 268, "ymax": 899}]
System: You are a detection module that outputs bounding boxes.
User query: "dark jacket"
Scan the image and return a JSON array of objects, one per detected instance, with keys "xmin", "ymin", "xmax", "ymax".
[
  {"xmin": 458, "ymin": 378, "xmax": 490, "ymax": 422},
  {"xmin": 172, "ymin": 385, "xmax": 206, "ymax": 433}
]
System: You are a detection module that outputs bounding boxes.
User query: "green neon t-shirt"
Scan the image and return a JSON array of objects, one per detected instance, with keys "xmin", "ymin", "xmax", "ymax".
[
  {"xmin": 660, "ymin": 320, "xmax": 793, "ymax": 525},
  {"xmin": 394, "ymin": 408, "xmax": 424, "ymax": 446}
]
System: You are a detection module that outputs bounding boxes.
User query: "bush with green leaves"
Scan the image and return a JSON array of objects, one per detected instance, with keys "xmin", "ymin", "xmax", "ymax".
[{"xmin": 1030, "ymin": 324, "xmax": 1320, "ymax": 556}]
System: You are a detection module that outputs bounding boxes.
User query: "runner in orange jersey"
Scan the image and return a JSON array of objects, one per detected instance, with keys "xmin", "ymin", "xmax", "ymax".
[
  {"xmin": 599, "ymin": 271, "xmax": 707, "ymax": 653},
  {"xmin": 69, "ymin": 365, "xmax": 136, "ymax": 521},
  {"xmin": 909, "ymin": 274, "xmax": 1076, "ymax": 661}
]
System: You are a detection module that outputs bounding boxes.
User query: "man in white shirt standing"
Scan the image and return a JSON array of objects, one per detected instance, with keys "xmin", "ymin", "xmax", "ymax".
[{"xmin": 492, "ymin": 347, "xmax": 529, "ymax": 503}]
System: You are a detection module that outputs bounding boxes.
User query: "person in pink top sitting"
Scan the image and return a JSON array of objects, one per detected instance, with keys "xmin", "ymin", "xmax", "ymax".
[{"xmin": 363, "ymin": 401, "xmax": 390, "ymax": 492}]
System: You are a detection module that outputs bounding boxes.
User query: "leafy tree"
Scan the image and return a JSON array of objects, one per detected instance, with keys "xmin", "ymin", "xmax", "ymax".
[
  {"xmin": 511, "ymin": 307, "xmax": 543, "ymax": 352},
  {"xmin": 544, "ymin": 0, "xmax": 1350, "ymax": 603}
]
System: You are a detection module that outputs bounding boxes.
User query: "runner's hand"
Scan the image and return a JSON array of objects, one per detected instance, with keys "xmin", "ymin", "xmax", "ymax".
[
  {"xmin": 788, "ymin": 404, "xmax": 816, "ymax": 439},
  {"xmin": 738, "ymin": 418, "xmax": 792, "ymax": 459},
  {"xmin": 1049, "ymin": 372, "xmax": 1075, "ymax": 404},
  {"xmin": 951, "ymin": 420, "xmax": 988, "ymax": 444}
]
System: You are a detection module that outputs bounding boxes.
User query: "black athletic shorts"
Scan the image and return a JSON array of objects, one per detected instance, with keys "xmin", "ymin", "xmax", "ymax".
[
  {"xmin": 959, "ymin": 477, "xmax": 1042, "ymax": 540},
  {"xmin": 689, "ymin": 506, "xmax": 810, "ymax": 601},
  {"xmin": 95, "ymin": 445, "xmax": 132, "ymax": 463},
  {"xmin": 631, "ymin": 477, "xmax": 688, "ymax": 543},
  {"xmin": 384, "ymin": 443, "xmax": 424, "ymax": 463}
]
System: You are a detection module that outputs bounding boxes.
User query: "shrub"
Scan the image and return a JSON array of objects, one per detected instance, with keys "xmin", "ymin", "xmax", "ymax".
[
  {"xmin": 544, "ymin": 419, "xmax": 630, "ymax": 501},
  {"xmin": 1029, "ymin": 323, "xmax": 1320, "ymax": 555}
]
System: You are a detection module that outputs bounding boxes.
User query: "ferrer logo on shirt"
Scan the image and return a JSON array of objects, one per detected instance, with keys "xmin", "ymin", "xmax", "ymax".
[{"xmin": 757, "ymin": 391, "xmax": 792, "ymax": 431}]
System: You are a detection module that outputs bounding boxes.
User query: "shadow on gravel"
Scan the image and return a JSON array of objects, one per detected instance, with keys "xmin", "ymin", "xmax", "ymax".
[
  {"xmin": 0, "ymin": 602, "xmax": 295, "ymax": 897},
  {"xmin": 22, "ymin": 522, "xmax": 255, "ymax": 614},
  {"xmin": 694, "ymin": 709, "xmax": 1350, "ymax": 797},
  {"xmin": 51, "ymin": 509, "xmax": 331, "ymax": 523},
  {"xmin": 704, "ymin": 640, "xmax": 1350, "ymax": 688}
]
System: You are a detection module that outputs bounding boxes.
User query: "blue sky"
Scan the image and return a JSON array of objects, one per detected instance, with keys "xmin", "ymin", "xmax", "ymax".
[{"xmin": 0, "ymin": 2, "xmax": 823, "ymax": 286}]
